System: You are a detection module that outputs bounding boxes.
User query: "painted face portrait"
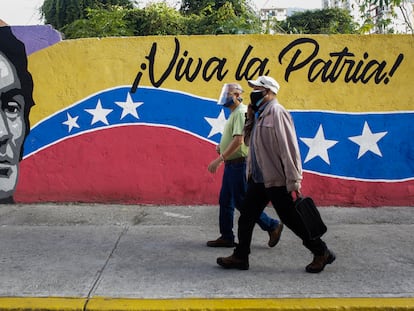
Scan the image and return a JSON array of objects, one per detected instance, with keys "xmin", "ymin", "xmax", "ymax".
[{"xmin": 0, "ymin": 27, "xmax": 35, "ymax": 203}]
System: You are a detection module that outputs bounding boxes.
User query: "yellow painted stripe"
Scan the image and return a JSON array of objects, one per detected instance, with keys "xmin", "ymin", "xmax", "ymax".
[
  {"xmin": 27, "ymin": 35, "xmax": 414, "ymax": 126},
  {"xmin": 87, "ymin": 297, "xmax": 414, "ymax": 311},
  {"xmin": 0, "ymin": 297, "xmax": 85, "ymax": 311},
  {"xmin": 0, "ymin": 297, "xmax": 413, "ymax": 311}
]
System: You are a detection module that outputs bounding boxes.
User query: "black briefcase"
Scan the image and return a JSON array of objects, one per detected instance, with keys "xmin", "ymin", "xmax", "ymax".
[{"xmin": 294, "ymin": 196, "xmax": 327, "ymax": 240}]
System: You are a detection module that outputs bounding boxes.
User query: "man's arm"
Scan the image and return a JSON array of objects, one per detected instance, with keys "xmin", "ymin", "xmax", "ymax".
[
  {"xmin": 207, "ymin": 135, "xmax": 243, "ymax": 173},
  {"xmin": 274, "ymin": 109, "xmax": 302, "ymax": 193}
]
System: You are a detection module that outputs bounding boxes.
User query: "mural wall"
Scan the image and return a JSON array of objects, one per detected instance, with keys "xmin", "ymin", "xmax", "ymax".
[{"xmin": 3, "ymin": 26, "xmax": 414, "ymax": 207}]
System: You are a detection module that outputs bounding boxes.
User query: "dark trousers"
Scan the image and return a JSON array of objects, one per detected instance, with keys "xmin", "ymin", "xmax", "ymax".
[
  {"xmin": 234, "ymin": 181, "xmax": 328, "ymax": 259},
  {"xmin": 219, "ymin": 162, "xmax": 279, "ymax": 241}
]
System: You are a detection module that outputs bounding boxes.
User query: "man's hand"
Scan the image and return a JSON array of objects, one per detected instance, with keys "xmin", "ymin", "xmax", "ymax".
[
  {"xmin": 291, "ymin": 190, "xmax": 301, "ymax": 201},
  {"xmin": 208, "ymin": 157, "xmax": 223, "ymax": 173}
]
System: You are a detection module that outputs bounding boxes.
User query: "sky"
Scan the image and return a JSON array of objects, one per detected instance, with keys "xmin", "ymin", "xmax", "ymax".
[{"xmin": 0, "ymin": 0, "xmax": 322, "ymax": 26}]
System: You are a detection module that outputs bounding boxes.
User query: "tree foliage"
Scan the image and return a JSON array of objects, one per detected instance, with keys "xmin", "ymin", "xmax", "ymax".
[
  {"xmin": 356, "ymin": 0, "xmax": 412, "ymax": 33},
  {"xmin": 277, "ymin": 8, "xmax": 358, "ymax": 34},
  {"xmin": 126, "ymin": 2, "xmax": 186, "ymax": 36},
  {"xmin": 62, "ymin": 6, "xmax": 135, "ymax": 38},
  {"xmin": 179, "ymin": 0, "xmax": 261, "ymax": 34},
  {"xmin": 41, "ymin": 0, "xmax": 363, "ymax": 38},
  {"xmin": 41, "ymin": 0, "xmax": 134, "ymax": 30},
  {"xmin": 194, "ymin": 2, "xmax": 260, "ymax": 34},
  {"xmin": 180, "ymin": 0, "xmax": 250, "ymax": 17},
  {"xmin": 45, "ymin": 0, "xmax": 261, "ymax": 37}
]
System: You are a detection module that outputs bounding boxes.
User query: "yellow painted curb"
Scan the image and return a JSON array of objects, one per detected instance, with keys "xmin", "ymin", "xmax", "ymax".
[
  {"xmin": 1, "ymin": 297, "xmax": 413, "ymax": 311},
  {"xmin": 0, "ymin": 297, "xmax": 86, "ymax": 311},
  {"xmin": 87, "ymin": 297, "xmax": 414, "ymax": 311}
]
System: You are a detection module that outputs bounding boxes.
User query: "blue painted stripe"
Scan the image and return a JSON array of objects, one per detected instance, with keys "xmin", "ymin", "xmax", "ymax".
[
  {"xmin": 24, "ymin": 87, "xmax": 414, "ymax": 181},
  {"xmin": 293, "ymin": 111, "xmax": 414, "ymax": 181}
]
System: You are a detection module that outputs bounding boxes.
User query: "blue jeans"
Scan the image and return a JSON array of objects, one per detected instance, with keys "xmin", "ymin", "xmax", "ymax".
[{"xmin": 218, "ymin": 161, "xmax": 279, "ymax": 242}]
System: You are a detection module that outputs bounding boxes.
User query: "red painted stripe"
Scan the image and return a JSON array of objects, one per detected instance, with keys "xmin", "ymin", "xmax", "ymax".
[
  {"xmin": 302, "ymin": 173, "xmax": 414, "ymax": 207},
  {"xmin": 15, "ymin": 126, "xmax": 414, "ymax": 207},
  {"xmin": 15, "ymin": 126, "xmax": 222, "ymax": 204}
]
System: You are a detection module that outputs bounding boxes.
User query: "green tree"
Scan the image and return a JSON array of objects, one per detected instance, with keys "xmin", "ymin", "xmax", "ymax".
[
  {"xmin": 41, "ymin": 0, "xmax": 134, "ymax": 30},
  {"xmin": 179, "ymin": 0, "xmax": 261, "ymax": 34},
  {"xmin": 180, "ymin": 0, "xmax": 250, "ymax": 16},
  {"xmin": 356, "ymin": 0, "xmax": 413, "ymax": 33},
  {"xmin": 42, "ymin": 0, "xmax": 262, "ymax": 38},
  {"xmin": 276, "ymin": 8, "xmax": 358, "ymax": 34},
  {"xmin": 180, "ymin": 0, "xmax": 210, "ymax": 15},
  {"xmin": 62, "ymin": 6, "xmax": 135, "ymax": 38},
  {"xmin": 126, "ymin": 2, "xmax": 186, "ymax": 36}
]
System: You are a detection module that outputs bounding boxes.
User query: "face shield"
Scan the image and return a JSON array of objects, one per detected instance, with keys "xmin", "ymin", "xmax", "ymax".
[{"xmin": 217, "ymin": 83, "xmax": 242, "ymax": 107}]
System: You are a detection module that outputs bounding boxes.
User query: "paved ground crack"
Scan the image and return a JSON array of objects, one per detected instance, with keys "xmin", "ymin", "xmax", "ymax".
[{"xmin": 83, "ymin": 225, "xmax": 129, "ymax": 311}]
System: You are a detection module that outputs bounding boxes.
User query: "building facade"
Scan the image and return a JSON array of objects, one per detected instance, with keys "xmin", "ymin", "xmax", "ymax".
[{"xmin": 323, "ymin": 0, "xmax": 414, "ymax": 33}]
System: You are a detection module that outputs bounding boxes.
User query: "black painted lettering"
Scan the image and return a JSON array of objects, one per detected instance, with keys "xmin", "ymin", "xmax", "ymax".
[
  {"xmin": 202, "ymin": 57, "xmax": 228, "ymax": 81},
  {"xmin": 278, "ymin": 38, "xmax": 319, "ymax": 82},
  {"xmin": 384, "ymin": 53, "xmax": 404, "ymax": 84},
  {"xmin": 175, "ymin": 50, "xmax": 203, "ymax": 82},
  {"xmin": 235, "ymin": 46, "xmax": 270, "ymax": 80}
]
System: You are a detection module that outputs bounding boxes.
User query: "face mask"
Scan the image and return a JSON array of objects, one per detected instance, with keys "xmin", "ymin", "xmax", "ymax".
[
  {"xmin": 222, "ymin": 97, "xmax": 234, "ymax": 107},
  {"xmin": 250, "ymin": 90, "xmax": 266, "ymax": 112}
]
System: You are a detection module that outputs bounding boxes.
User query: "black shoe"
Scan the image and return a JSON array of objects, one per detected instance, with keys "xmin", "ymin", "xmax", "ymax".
[
  {"xmin": 207, "ymin": 237, "xmax": 235, "ymax": 247},
  {"xmin": 305, "ymin": 249, "xmax": 336, "ymax": 273},
  {"xmin": 268, "ymin": 223, "xmax": 284, "ymax": 247},
  {"xmin": 217, "ymin": 254, "xmax": 249, "ymax": 270}
]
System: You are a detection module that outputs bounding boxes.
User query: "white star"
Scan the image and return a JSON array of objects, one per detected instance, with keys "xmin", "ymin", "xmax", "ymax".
[
  {"xmin": 85, "ymin": 100, "xmax": 113, "ymax": 125},
  {"xmin": 114, "ymin": 93, "xmax": 143, "ymax": 120},
  {"xmin": 204, "ymin": 109, "xmax": 227, "ymax": 138},
  {"xmin": 348, "ymin": 121, "xmax": 387, "ymax": 159},
  {"xmin": 300, "ymin": 124, "xmax": 338, "ymax": 165},
  {"xmin": 62, "ymin": 112, "xmax": 80, "ymax": 132}
]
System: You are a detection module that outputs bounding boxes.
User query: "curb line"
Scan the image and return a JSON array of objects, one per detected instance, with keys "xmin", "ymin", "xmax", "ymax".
[
  {"xmin": 0, "ymin": 297, "xmax": 85, "ymax": 311},
  {"xmin": 1, "ymin": 297, "xmax": 414, "ymax": 311}
]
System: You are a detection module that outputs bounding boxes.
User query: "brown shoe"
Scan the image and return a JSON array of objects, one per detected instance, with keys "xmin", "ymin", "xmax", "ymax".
[
  {"xmin": 207, "ymin": 237, "xmax": 235, "ymax": 248},
  {"xmin": 268, "ymin": 223, "xmax": 284, "ymax": 247},
  {"xmin": 217, "ymin": 254, "xmax": 249, "ymax": 270},
  {"xmin": 306, "ymin": 249, "xmax": 336, "ymax": 273}
]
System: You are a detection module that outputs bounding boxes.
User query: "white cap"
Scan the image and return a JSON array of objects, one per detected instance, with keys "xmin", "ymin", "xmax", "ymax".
[{"xmin": 248, "ymin": 76, "xmax": 280, "ymax": 94}]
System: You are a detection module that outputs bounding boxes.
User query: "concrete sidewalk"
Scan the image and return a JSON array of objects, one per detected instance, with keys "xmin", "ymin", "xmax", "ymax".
[{"xmin": 0, "ymin": 204, "xmax": 413, "ymax": 310}]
